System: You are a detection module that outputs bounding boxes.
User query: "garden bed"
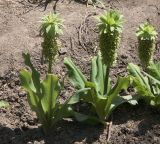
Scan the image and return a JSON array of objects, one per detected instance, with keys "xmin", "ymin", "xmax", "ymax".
[{"xmin": 0, "ymin": 0, "xmax": 160, "ymax": 143}]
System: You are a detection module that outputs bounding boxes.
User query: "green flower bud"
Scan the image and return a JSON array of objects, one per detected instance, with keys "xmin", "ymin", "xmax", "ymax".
[
  {"xmin": 97, "ymin": 10, "xmax": 123, "ymax": 67},
  {"xmin": 136, "ymin": 22, "xmax": 157, "ymax": 68}
]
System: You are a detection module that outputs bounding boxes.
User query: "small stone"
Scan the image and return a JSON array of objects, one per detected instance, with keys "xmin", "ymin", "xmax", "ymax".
[
  {"xmin": 21, "ymin": 122, "xmax": 29, "ymax": 131},
  {"xmin": 18, "ymin": 91, "xmax": 26, "ymax": 97},
  {"xmin": 8, "ymin": 82, "xmax": 15, "ymax": 88},
  {"xmin": 15, "ymin": 111, "xmax": 22, "ymax": 117},
  {"xmin": 34, "ymin": 141, "xmax": 40, "ymax": 144},
  {"xmin": 58, "ymin": 47, "xmax": 67, "ymax": 55},
  {"xmin": 153, "ymin": 136, "xmax": 159, "ymax": 142},
  {"xmin": 0, "ymin": 91, "xmax": 3, "ymax": 96},
  {"xmin": 121, "ymin": 54, "xmax": 128, "ymax": 59}
]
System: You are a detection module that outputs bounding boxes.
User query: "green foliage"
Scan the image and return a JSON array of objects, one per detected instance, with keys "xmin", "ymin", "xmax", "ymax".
[
  {"xmin": 40, "ymin": 13, "xmax": 63, "ymax": 73},
  {"xmin": 136, "ymin": 22, "xmax": 157, "ymax": 41},
  {"xmin": 128, "ymin": 63, "xmax": 160, "ymax": 106},
  {"xmin": 40, "ymin": 13, "xmax": 63, "ymax": 39},
  {"xmin": 20, "ymin": 53, "xmax": 76, "ymax": 133},
  {"xmin": 64, "ymin": 54, "xmax": 137, "ymax": 124},
  {"xmin": 0, "ymin": 101, "xmax": 9, "ymax": 108},
  {"xmin": 147, "ymin": 62, "xmax": 160, "ymax": 81},
  {"xmin": 145, "ymin": 62, "xmax": 160, "ymax": 106},
  {"xmin": 64, "ymin": 57, "xmax": 87, "ymax": 89},
  {"xmin": 136, "ymin": 22, "xmax": 157, "ymax": 68},
  {"xmin": 97, "ymin": 10, "xmax": 123, "ymax": 67}
]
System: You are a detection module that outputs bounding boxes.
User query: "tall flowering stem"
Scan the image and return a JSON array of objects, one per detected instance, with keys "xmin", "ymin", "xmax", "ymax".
[
  {"xmin": 136, "ymin": 22, "xmax": 157, "ymax": 69},
  {"xmin": 40, "ymin": 13, "xmax": 63, "ymax": 73},
  {"xmin": 97, "ymin": 10, "xmax": 123, "ymax": 94}
]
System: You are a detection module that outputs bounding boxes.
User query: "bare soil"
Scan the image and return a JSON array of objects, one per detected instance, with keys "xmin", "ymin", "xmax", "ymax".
[{"xmin": 0, "ymin": 0, "xmax": 160, "ymax": 144}]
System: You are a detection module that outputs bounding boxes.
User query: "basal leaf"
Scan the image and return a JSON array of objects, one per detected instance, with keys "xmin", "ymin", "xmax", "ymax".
[
  {"xmin": 91, "ymin": 53, "xmax": 107, "ymax": 95},
  {"xmin": 105, "ymin": 77, "xmax": 130, "ymax": 118},
  {"xmin": 128, "ymin": 63, "xmax": 153, "ymax": 97},
  {"xmin": 20, "ymin": 69, "xmax": 39, "ymax": 110},
  {"xmin": 64, "ymin": 57, "xmax": 87, "ymax": 89},
  {"xmin": 22, "ymin": 52, "xmax": 41, "ymax": 94},
  {"xmin": 71, "ymin": 111, "xmax": 104, "ymax": 125},
  {"xmin": 41, "ymin": 74, "xmax": 60, "ymax": 117},
  {"xmin": 144, "ymin": 71, "xmax": 160, "ymax": 85},
  {"xmin": 147, "ymin": 62, "xmax": 160, "ymax": 81}
]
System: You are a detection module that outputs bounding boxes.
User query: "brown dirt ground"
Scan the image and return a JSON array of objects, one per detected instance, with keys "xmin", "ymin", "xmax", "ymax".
[{"xmin": 0, "ymin": 0, "xmax": 160, "ymax": 144}]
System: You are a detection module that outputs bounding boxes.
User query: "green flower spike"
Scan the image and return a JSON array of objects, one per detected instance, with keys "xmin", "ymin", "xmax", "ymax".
[
  {"xmin": 136, "ymin": 22, "xmax": 157, "ymax": 68},
  {"xmin": 97, "ymin": 10, "xmax": 123, "ymax": 67},
  {"xmin": 40, "ymin": 13, "xmax": 63, "ymax": 73}
]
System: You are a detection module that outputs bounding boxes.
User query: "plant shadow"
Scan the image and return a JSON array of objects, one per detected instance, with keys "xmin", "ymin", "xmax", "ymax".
[
  {"xmin": 0, "ymin": 125, "xmax": 44, "ymax": 144},
  {"xmin": 72, "ymin": 0, "xmax": 87, "ymax": 5},
  {"xmin": 0, "ymin": 120, "xmax": 104, "ymax": 144},
  {"xmin": 18, "ymin": 0, "xmax": 58, "ymax": 11},
  {"xmin": 112, "ymin": 101, "xmax": 160, "ymax": 136}
]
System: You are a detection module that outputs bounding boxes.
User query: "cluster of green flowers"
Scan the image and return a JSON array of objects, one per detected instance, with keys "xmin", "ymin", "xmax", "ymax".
[
  {"xmin": 136, "ymin": 22, "xmax": 157, "ymax": 68},
  {"xmin": 98, "ymin": 10, "xmax": 123, "ymax": 67},
  {"xmin": 40, "ymin": 13, "xmax": 63, "ymax": 73}
]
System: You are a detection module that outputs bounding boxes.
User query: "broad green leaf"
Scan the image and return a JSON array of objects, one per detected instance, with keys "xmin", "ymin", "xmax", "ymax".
[
  {"xmin": 144, "ymin": 72, "xmax": 160, "ymax": 85},
  {"xmin": 83, "ymin": 81, "xmax": 108, "ymax": 121},
  {"xmin": 20, "ymin": 69, "xmax": 36, "ymax": 92},
  {"xmin": 128, "ymin": 63, "xmax": 154, "ymax": 97},
  {"xmin": 128, "ymin": 63, "xmax": 150, "ymax": 89},
  {"xmin": 110, "ymin": 95, "xmax": 138, "ymax": 112},
  {"xmin": 91, "ymin": 53, "xmax": 107, "ymax": 95},
  {"xmin": 93, "ymin": 97, "xmax": 107, "ymax": 121},
  {"xmin": 144, "ymin": 62, "xmax": 160, "ymax": 97},
  {"xmin": 20, "ymin": 69, "xmax": 39, "ymax": 110},
  {"xmin": 22, "ymin": 53, "xmax": 41, "ymax": 94},
  {"xmin": 68, "ymin": 88, "xmax": 91, "ymax": 105},
  {"xmin": 70, "ymin": 110, "xmax": 104, "ymax": 125},
  {"xmin": 41, "ymin": 74, "xmax": 60, "ymax": 117},
  {"xmin": 20, "ymin": 69, "xmax": 46, "ymax": 128},
  {"xmin": 105, "ymin": 77, "xmax": 130, "ymax": 118},
  {"xmin": 64, "ymin": 57, "xmax": 87, "ymax": 89},
  {"xmin": 147, "ymin": 62, "xmax": 160, "ymax": 81},
  {"xmin": 85, "ymin": 81, "xmax": 99, "ymax": 103}
]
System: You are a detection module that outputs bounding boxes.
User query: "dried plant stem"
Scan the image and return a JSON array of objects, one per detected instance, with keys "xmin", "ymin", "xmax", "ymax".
[{"xmin": 107, "ymin": 115, "xmax": 113, "ymax": 142}]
